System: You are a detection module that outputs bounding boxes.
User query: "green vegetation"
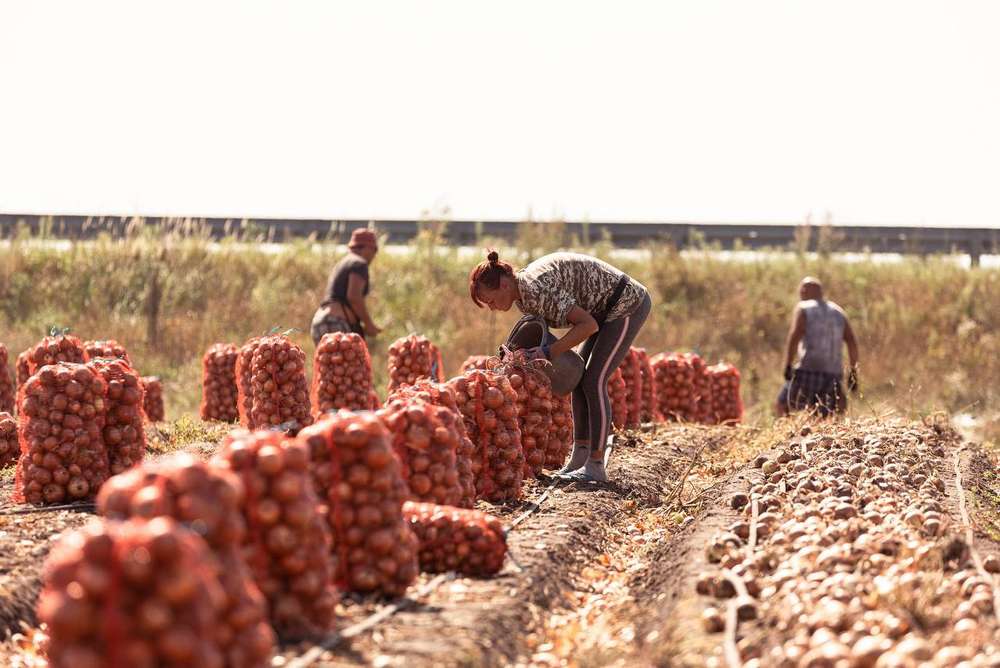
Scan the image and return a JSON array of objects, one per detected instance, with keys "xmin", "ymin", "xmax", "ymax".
[{"xmin": 1, "ymin": 224, "xmax": 997, "ymax": 422}]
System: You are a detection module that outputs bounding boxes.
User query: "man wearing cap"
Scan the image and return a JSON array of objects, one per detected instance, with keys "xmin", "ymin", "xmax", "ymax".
[
  {"xmin": 776, "ymin": 276, "xmax": 860, "ymax": 417},
  {"xmin": 311, "ymin": 228, "xmax": 382, "ymax": 344}
]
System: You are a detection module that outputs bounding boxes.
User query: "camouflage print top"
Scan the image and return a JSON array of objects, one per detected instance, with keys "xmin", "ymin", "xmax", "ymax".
[{"xmin": 514, "ymin": 252, "xmax": 648, "ymax": 329}]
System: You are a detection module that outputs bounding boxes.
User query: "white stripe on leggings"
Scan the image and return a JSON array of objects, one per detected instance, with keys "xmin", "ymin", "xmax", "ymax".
[{"xmin": 595, "ymin": 314, "xmax": 631, "ymax": 453}]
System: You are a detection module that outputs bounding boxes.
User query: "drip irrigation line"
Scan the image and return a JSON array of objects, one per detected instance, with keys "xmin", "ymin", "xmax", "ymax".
[{"xmin": 0, "ymin": 502, "xmax": 96, "ymax": 516}]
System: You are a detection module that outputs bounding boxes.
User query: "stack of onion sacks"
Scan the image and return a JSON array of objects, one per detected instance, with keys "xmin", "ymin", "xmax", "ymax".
[
  {"xmin": 88, "ymin": 358, "xmax": 146, "ymax": 475},
  {"xmin": 459, "ymin": 355, "xmax": 491, "ymax": 373},
  {"xmin": 650, "ymin": 352, "xmax": 695, "ymax": 421},
  {"xmin": 402, "ymin": 501, "xmax": 508, "ymax": 576},
  {"xmin": 609, "ymin": 367, "xmax": 628, "ymax": 430},
  {"xmin": 0, "ymin": 343, "xmax": 15, "ymax": 413},
  {"xmin": 83, "ymin": 339, "xmax": 132, "ymax": 365},
  {"xmin": 298, "ymin": 411, "xmax": 419, "ymax": 596},
  {"xmin": 215, "ymin": 430, "xmax": 337, "ymax": 637},
  {"xmin": 446, "ymin": 370, "xmax": 524, "ymax": 502},
  {"xmin": 311, "ymin": 332, "xmax": 374, "ymax": 416},
  {"xmin": 0, "ymin": 411, "xmax": 16, "ymax": 468},
  {"xmin": 247, "ymin": 335, "xmax": 312, "ymax": 434},
  {"xmin": 377, "ymin": 397, "xmax": 463, "ymax": 506},
  {"xmin": 708, "ymin": 362, "xmax": 743, "ymax": 424},
  {"xmin": 201, "ymin": 343, "xmax": 240, "ymax": 423},
  {"xmin": 545, "ymin": 394, "xmax": 574, "ymax": 469},
  {"xmin": 635, "ymin": 348, "xmax": 658, "ymax": 423},
  {"xmin": 684, "ymin": 353, "xmax": 714, "ymax": 424},
  {"xmin": 37, "ymin": 517, "xmax": 227, "ymax": 668},
  {"xmin": 386, "ymin": 334, "xmax": 444, "ymax": 392},
  {"xmin": 15, "ymin": 362, "xmax": 109, "ymax": 505},
  {"xmin": 141, "ymin": 376, "xmax": 165, "ymax": 422},
  {"xmin": 388, "ymin": 380, "xmax": 475, "ymax": 508},
  {"xmin": 489, "ymin": 351, "xmax": 553, "ymax": 478},
  {"xmin": 235, "ymin": 337, "xmax": 263, "ymax": 428},
  {"xmin": 24, "ymin": 334, "xmax": 88, "ymax": 376},
  {"xmin": 97, "ymin": 453, "xmax": 275, "ymax": 665},
  {"xmin": 620, "ymin": 348, "xmax": 644, "ymax": 428}
]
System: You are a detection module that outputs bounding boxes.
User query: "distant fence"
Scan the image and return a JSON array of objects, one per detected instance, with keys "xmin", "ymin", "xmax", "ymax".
[{"xmin": 1, "ymin": 213, "xmax": 997, "ymax": 265}]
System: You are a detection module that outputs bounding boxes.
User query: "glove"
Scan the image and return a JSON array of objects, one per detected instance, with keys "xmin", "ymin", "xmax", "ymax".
[
  {"xmin": 847, "ymin": 368, "xmax": 859, "ymax": 393},
  {"xmin": 783, "ymin": 365, "xmax": 793, "ymax": 381}
]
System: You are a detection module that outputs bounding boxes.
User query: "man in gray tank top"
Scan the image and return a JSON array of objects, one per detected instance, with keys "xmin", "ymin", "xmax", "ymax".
[{"xmin": 776, "ymin": 277, "xmax": 860, "ymax": 416}]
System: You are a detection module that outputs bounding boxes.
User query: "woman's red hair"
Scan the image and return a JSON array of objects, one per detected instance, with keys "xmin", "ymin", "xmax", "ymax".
[{"xmin": 468, "ymin": 250, "xmax": 515, "ymax": 308}]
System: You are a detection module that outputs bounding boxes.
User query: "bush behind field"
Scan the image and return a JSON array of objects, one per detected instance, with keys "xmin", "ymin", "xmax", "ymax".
[{"xmin": 1, "ymin": 229, "xmax": 997, "ymax": 422}]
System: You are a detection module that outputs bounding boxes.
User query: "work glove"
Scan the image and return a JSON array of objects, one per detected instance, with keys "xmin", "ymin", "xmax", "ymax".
[
  {"xmin": 783, "ymin": 365, "xmax": 793, "ymax": 381},
  {"xmin": 847, "ymin": 368, "xmax": 859, "ymax": 394}
]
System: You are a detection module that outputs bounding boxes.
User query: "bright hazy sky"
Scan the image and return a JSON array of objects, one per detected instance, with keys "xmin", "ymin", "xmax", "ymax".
[{"xmin": 1, "ymin": 1, "xmax": 998, "ymax": 227}]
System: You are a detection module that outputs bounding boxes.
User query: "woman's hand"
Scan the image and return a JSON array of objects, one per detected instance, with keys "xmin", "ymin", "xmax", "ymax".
[{"xmin": 549, "ymin": 306, "xmax": 599, "ymax": 358}]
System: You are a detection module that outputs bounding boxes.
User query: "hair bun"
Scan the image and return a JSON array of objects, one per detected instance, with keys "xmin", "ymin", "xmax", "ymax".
[{"xmin": 487, "ymin": 250, "xmax": 500, "ymax": 264}]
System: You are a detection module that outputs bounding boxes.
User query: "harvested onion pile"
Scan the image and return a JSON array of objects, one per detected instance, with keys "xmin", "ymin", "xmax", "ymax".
[
  {"xmin": 651, "ymin": 352, "xmax": 694, "ymax": 421},
  {"xmin": 141, "ymin": 376, "xmax": 165, "ymax": 422},
  {"xmin": 635, "ymin": 348, "xmax": 658, "ymax": 423},
  {"xmin": 83, "ymin": 339, "xmax": 132, "ymax": 364},
  {"xmin": 620, "ymin": 348, "xmax": 644, "ymax": 428},
  {"xmin": 0, "ymin": 411, "xmax": 16, "ymax": 468},
  {"xmin": 490, "ymin": 352, "xmax": 553, "ymax": 478},
  {"xmin": 15, "ymin": 362, "xmax": 109, "ymax": 505},
  {"xmin": 311, "ymin": 332, "xmax": 374, "ymax": 416},
  {"xmin": 447, "ymin": 370, "xmax": 524, "ymax": 502},
  {"xmin": 378, "ymin": 397, "xmax": 463, "ymax": 506},
  {"xmin": 402, "ymin": 501, "xmax": 508, "ymax": 576},
  {"xmin": 89, "ymin": 358, "xmax": 146, "ymax": 475},
  {"xmin": 0, "ymin": 343, "xmax": 15, "ymax": 413},
  {"xmin": 201, "ymin": 343, "xmax": 240, "ymax": 423},
  {"xmin": 684, "ymin": 353, "xmax": 714, "ymax": 424},
  {"xmin": 460, "ymin": 355, "xmax": 491, "ymax": 373},
  {"xmin": 299, "ymin": 411, "xmax": 419, "ymax": 596},
  {"xmin": 16, "ymin": 350, "xmax": 31, "ymax": 387},
  {"xmin": 545, "ymin": 394, "xmax": 574, "ymax": 469},
  {"xmin": 235, "ymin": 337, "xmax": 262, "ymax": 428},
  {"xmin": 609, "ymin": 367, "xmax": 628, "ymax": 430},
  {"xmin": 248, "ymin": 335, "xmax": 312, "ymax": 434},
  {"xmin": 216, "ymin": 430, "xmax": 337, "ymax": 637},
  {"xmin": 38, "ymin": 517, "xmax": 226, "ymax": 668},
  {"xmin": 97, "ymin": 453, "xmax": 274, "ymax": 666},
  {"xmin": 708, "ymin": 362, "xmax": 743, "ymax": 424},
  {"xmin": 387, "ymin": 334, "xmax": 444, "ymax": 392}
]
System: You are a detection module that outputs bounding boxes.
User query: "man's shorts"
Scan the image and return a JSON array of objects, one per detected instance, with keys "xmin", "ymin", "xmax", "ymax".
[
  {"xmin": 778, "ymin": 368, "xmax": 844, "ymax": 417},
  {"xmin": 311, "ymin": 305, "xmax": 356, "ymax": 345}
]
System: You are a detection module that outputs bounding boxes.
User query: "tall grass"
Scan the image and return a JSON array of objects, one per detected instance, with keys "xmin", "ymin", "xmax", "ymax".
[{"xmin": 1, "ymin": 225, "xmax": 997, "ymax": 422}]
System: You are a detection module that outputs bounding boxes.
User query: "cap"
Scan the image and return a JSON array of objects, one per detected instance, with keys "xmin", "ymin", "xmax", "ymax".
[{"xmin": 348, "ymin": 228, "xmax": 378, "ymax": 250}]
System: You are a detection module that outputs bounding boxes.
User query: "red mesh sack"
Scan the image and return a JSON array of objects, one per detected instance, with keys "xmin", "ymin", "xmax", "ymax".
[
  {"xmin": 545, "ymin": 393, "xmax": 573, "ymax": 469},
  {"xmin": 311, "ymin": 332, "xmax": 373, "ymax": 416},
  {"xmin": 16, "ymin": 350, "xmax": 31, "ymax": 387},
  {"xmin": 620, "ymin": 348, "xmax": 643, "ymax": 428},
  {"xmin": 0, "ymin": 343, "xmax": 15, "ymax": 413},
  {"xmin": 635, "ymin": 348, "xmax": 658, "ymax": 423},
  {"xmin": 201, "ymin": 343, "xmax": 240, "ymax": 423},
  {"xmin": 249, "ymin": 335, "xmax": 312, "ymax": 434},
  {"xmin": 235, "ymin": 337, "xmax": 262, "ymax": 428},
  {"xmin": 708, "ymin": 362, "xmax": 743, "ymax": 425},
  {"xmin": 387, "ymin": 380, "xmax": 475, "ymax": 508},
  {"xmin": 298, "ymin": 411, "xmax": 419, "ymax": 596},
  {"xmin": 459, "ymin": 355, "xmax": 491, "ymax": 373},
  {"xmin": 25, "ymin": 334, "xmax": 88, "ymax": 376},
  {"xmin": 446, "ymin": 370, "xmax": 524, "ymax": 502},
  {"xmin": 38, "ymin": 517, "xmax": 226, "ymax": 668},
  {"xmin": 97, "ymin": 453, "xmax": 274, "ymax": 666},
  {"xmin": 651, "ymin": 352, "xmax": 693, "ymax": 421},
  {"xmin": 684, "ymin": 353, "xmax": 714, "ymax": 424},
  {"xmin": 215, "ymin": 430, "xmax": 337, "ymax": 637},
  {"xmin": 485, "ymin": 352, "xmax": 553, "ymax": 478},
  {"xmin": 140, "ymin": 376, "xmax": 165, "ymax": 422},
  {"xmin": 387, "ymin": 334, "xmax": 444, "ymax": 392},
  {"xmin": 402, "ymin": 501, "xmax": 507, "ymax": 576},
  {"xmin": 377, "ymin": 397, "xmax": 463, "ymax": 506},
  {"xmin": 0, "ymin": 411, "xmax": 17, "ymax": 469},
  {"xmin": 83, "ymin": 339, "xmax": 132, "ymax": 365},
  {"xmin": 15, "ymin": 362, "xmax": 109, "ymax": 505},
  {"xmin": 88, "ymin": 358, "xmax": 145, "ymax": 475},
  {"xmin": 609, "ymin": 367, "xmax": 628, "ymax": 430}
]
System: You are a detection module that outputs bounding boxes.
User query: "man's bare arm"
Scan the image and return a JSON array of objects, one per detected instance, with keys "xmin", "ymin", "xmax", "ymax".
[
  {"xmin": 347, "ymin": 273, "xmax": 380, "ymax": 336},
  {"xmin": 843, "ymin": 319, "xmax": 859, "ymax": 370},
  {"xmin": 784, "ymin": 307, "xmax": 806, "ymax": 370}
]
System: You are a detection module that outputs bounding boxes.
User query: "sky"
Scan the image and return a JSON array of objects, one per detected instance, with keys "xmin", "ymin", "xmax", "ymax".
[{"xmin": 1, "ymin": 1, "xmax": 998, "ymax": 227}]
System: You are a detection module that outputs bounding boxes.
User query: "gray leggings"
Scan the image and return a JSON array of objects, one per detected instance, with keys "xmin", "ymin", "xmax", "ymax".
[{"xmin": 572, "ymin": 293, "xmax": 651, "ymax": 456}]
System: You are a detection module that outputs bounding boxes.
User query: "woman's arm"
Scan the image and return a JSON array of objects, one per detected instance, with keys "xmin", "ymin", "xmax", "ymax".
[
  {"xmin": 548, "ymin": 306, "xmax": 598, "ymax": 359},
  {"xmin": 347, "ymin": 273, "xmax": 381, "ymax": 336}
]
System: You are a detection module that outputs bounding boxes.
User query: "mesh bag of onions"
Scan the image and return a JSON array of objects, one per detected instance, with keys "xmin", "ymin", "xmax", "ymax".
[
  {"xmin": 97, "ymin": 453, "xmax": 275, "ymax": 666},
  {"xmin": 386, "ymin": 334, "xmax": 444, "ymax": 392},
  {"xmin": 0, "ymin": 343, "xmax": 15, "ymax": 413},
  {"xmin": 635, "ymin": 348, "xmax": 658, "ymax": 423},
  {"xmin": 486, "ymin": 352, "xmax": 553, "ymax": 478},
  {"xmin": 311, "ymin": 332, "xmax": 374, "ymax": 416},
  {"xmin": 249, "ymin": 335, "xmax": 312, "ymax": 434},
  {"xmin": 620, "ymin": 348, "xmax": 644, "ymax": 428},
  {"xmin": 609, "ymin": 367, "xmax": 628, "ymax": 430},
  {"xmin": 38, "ymin": 517, "xmax": 227, "ymax": 668},
  {"xmin": 402, "ymin": 501, "xmax": 507, "ymax": 576},
  {"xmin": 0, "ymin": 411, "xmax": 17, "ymax": 469},
  {"xmin": 16, "ymin": 350, "xmax": 31, "ymax": 387},
  {"xmin": 650, "ymin": 352, "xmax": 695, "ymax": 422},
  {"xmin": 684, "ymin": 353, "xmax": 714, "ymax": 424},
  {"xmin": 708, "ymin": 362, "xmax": 743, "ymax": 424},
  {"xmin": 545, "ymin": 393, "xmax": 573, "ymax": 469},
  {"xmin": 298, "ymin": 411, "xmax": 420, "ymax": 596},
  {"xmin": 215, "ymin": 430, "xmax": 338, "ymax": 637},
  {"xmin": 459, "ymin": 355, "xmax": 491, "ymax": 373},
  {"xmin": 25, "ymin": 334, "xmax": 88, "ymax": 376},
  {"xmin": 235, "ymin": 337, "xmax": 263, "ymax": 428},
  {"xmin": 377, "ymin": 397, "xmax": 463, "ymax": 506},
  {"xmin": 83, "ymin": 339, "xmax": 132, "ymax": 365},
  {"xmin": 201, "ymin": 343, "xmax": 240, "ymax": 423},
  {"xmin": 387, "ymin": 380, "xmax": 476, "ymax": 508},
  {"xmin": 14, "ymin": 362, "xmax": 109, "ymax": 505},
  {"xmin": 141, "ymin": 376, "xmax": 165, "ymax": 422},
  {"xmin": 88, "ymin": 358, "xmax": 146, "ymax": 475},
  {"xmin": 446, "ymin": 370, "xmax": 524, "ymax": 502}
]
